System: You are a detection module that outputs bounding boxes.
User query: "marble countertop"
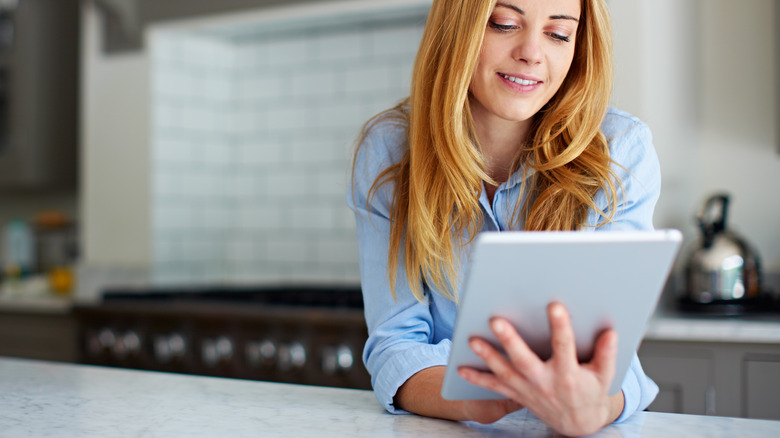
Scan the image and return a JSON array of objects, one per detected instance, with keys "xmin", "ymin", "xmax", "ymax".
[
  {"xmin": 1, "ymin": 357, "xmax": 778, "ymax": 437},
  {"xmin": 645, "ymin": 314, "xmax": 780, "ymax": 344}
]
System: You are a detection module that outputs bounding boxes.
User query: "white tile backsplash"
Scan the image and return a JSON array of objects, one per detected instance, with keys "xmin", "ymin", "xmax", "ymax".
[{"xmin": 150, "ymin": 11, "xmax": 425, "ymax": 285}]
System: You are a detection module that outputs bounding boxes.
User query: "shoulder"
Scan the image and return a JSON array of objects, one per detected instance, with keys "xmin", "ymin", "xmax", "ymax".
[
  {"xmin": 600, "ymin": 107, "xmax": 657, "ymax": 171},
  {"xmin": 601, "ymin": 107, "xmax": 652, "ymax": 148},
  {"xmin": 355, "ymin": 111, "xmax": 409, "ymax": 173},
  {"xmin": 350, "ymin": 110, "xmax": 408, "ymax": 207}
]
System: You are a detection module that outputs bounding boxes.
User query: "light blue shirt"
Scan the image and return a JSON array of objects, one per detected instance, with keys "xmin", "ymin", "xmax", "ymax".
[{"xmin": 347, "ymin": 107, "xmax": 661, "ymax": 423}]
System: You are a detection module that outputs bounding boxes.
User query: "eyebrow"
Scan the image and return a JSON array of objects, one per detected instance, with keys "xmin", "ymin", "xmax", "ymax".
[{"xmin": 495, "ymin": 2, "xmax": 580, "ymax": 22}]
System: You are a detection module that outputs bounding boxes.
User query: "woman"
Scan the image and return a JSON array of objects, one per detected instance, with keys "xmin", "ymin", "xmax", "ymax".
[{"xmin": 348, "ymin": 0, "xmax": 660, "ymax": 435}]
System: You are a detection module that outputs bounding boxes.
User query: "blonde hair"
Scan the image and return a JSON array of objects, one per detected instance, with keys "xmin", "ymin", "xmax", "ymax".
[{"xmin": 354, "ymin": 0, "xmax": 619, "ymax": 302}]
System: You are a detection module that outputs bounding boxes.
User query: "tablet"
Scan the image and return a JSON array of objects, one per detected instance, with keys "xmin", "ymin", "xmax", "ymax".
[{"xmin": 441, "ymin": 229, "xmax": 682, "ymax": 400}]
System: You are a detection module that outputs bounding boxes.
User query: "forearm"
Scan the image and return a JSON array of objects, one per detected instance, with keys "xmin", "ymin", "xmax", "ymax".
[
  {"xmin": 395, "ymin": 366, "xmax": 521, "ymax": 424},
  {"xmin": 394, "ymin": 366, "xmax": 469, "ymax": 421}
]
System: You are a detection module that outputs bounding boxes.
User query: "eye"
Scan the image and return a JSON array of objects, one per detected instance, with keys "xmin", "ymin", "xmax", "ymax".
[
  {"xmin": 546, "ymin": 32, "xmax": 571, "ymax": 43},
  {"xmin": 488, "ymin": 21, "xmax": 518, "ymax": 32}
]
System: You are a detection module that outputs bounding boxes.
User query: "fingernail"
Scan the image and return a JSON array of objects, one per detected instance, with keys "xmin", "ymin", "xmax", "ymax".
[
  {"xmin": 469, "ymin": 339, "xmax": 484, "ymax": 354},
  {"xmin": 551, "ymin": 304, "xmax": 564, "ymax": 318},
  {"xmin": 491, "ymin": 318, "xmax": 505, "ymax": 334}
]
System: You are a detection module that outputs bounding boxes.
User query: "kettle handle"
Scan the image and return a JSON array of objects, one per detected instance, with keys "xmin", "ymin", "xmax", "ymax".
[{"xmin": 697, "ymin": 193, "xmax": 730, "ymax": 247}]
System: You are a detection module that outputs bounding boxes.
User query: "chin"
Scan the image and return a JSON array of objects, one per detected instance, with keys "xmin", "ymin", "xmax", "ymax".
[{"xmin": 497, "ymin": 109, "xmax": 537, "ymax": 123}]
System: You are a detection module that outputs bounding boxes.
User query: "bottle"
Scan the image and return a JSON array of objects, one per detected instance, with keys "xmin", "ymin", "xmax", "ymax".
[{"xmin": 3, "ymin": 219, "xmax": 35, "ymax": 276}]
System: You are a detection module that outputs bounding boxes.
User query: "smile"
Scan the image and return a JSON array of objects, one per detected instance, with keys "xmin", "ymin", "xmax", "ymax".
[{"xmin": 499, "ymin": 73, "xmax": 539, "ymax": 86}]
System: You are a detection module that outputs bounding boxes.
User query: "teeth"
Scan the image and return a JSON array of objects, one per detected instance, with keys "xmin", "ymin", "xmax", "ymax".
[{"xmin": 501, "ymin": 73, "xmax": 538, "ymax": 86}]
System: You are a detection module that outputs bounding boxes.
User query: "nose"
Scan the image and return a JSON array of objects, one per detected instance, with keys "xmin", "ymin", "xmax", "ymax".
[{"xmin": 512, "ymin": 31, "xmax": 543, "ymax": 65}]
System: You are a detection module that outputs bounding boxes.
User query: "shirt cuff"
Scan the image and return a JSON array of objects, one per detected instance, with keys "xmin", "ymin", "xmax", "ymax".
[
  {"xmin": 614, "ymin": 356, "xmax": 659, "ymax": 423},
  {"xmin": 370, "ymin": 339, "xmax": 452, "ymax": 414}
]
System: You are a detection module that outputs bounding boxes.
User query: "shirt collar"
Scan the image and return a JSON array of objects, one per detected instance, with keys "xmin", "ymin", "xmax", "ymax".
[{"xmin": 504, "ymin": 165, "xmax": 536, "ymax": 191}]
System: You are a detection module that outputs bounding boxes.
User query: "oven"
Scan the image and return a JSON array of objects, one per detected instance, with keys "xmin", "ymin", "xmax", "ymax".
[{"xmin": 73, "ymin": 286, "xmax": 371, "ymax": 390}]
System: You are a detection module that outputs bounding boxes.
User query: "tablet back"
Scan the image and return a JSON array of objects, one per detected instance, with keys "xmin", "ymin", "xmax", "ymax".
[{"xmin": 441, "ymin": 230, "xmax": 682, "ymax": 400}]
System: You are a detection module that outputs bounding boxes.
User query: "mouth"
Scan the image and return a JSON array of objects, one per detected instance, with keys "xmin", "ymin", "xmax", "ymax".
[{"xmin": 498, "ymin": 73, "xmax": 541, "ymax": 86}]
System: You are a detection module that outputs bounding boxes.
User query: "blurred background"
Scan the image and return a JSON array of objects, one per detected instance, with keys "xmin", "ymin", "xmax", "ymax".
[{"xmin": 0, "ymin": 0, "xmax": 778, "ymax": 421}]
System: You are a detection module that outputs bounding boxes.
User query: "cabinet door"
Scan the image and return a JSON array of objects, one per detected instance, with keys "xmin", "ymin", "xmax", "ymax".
[
  {"xmin": 0, "ymin": 311, "xmax": 77, "ymax": 362},
  {"xmin": 743, "ymin": 358, "xmax": 780, "ymax": 420},
  {"xmin": 639, "ymin": 344, "xmax": 715, "ymax": 415}
]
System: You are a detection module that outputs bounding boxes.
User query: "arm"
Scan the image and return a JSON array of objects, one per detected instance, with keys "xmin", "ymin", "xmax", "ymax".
[
  {"xmin": 348, "ymin": 121, "xmax": 521, "ymax": 422},
  {"xmin": 591, "ymin": 112, "xmax": 662, "ymax": 421},
  {"xmin": 396, "ymin": 366, "xmax": 521, "ymax": 423}
]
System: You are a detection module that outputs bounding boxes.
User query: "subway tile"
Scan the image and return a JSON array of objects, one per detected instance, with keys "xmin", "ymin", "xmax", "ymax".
[
  {"xmin": 292, "ymin": 69, "xmax": 340, "ymax": 99},
  {"xmin": 264, "ymin": 236, "xmax": 311, "ymax": 263},
  {"xmin": 236, "ymin": 139, "xmax": 283, "ymax": 166},
  {"xmin": 264, "ymin": 171, "xmax": 307, "ymax": 198},
  {"xmin": 151, "ymin": 17, "xmax": 427, "ymax": 282},
  {"xmin": 289, "ymin": 136, "xmax": 337, "ymax": 164},
  {"xmin": 312, "ymin": 31, "xmax": 363, "ymax": 63},
  {"xmin": 156, "ymin": 205, "xmax": 196, "ymax": 230},
  {"xmin": 152, "ymin": 239, "xmax": 178, "ymax": 264},
  {"xmin": 311, "ymin": 168, "xmax": 349, "ymax": 197},
  {"xmin": 237, "ymin": 205, "xmax": 285, "ymax": 230},
  {"xmin": 225, "ymin": 238, "xmax": 257, "ymax": 264},
  {"xmin": 201, "ymin": 140, "xmax": 233, "ymax": 167},
  {"xmin": 290, "ymin": 205, "xmax": 337, "ymax": 230},
  {"xmin": 239, "ymin": 74, "xmax": 287, "ymax": 101},
  {"xmin": 310, "ymin": 101, "xmax": 365, "ymax": 131},
  {"xmin": 266, "ymin": 107, "xmax": 308, "ymax": 132},
  {"xmin": 343, "ymin": 64, "xmax": 393, "ymax": 95},
  {"xmin": 267, "ymin": 37, "xmax": 308, "ymax": 66},
  {"xmin": 315, "ymin": 235, "xmax": 359, "ymax": 265},
  {"xmin": 224, "ymin": 172, "xmax": 254, "ymax": 199},
  {"xmin": 235, "ymin": 42, "xmax": 269, "ymax": 70},
  {"xmin": 369, "ymin": 25, "xmax": 424, "ymax": 59}
]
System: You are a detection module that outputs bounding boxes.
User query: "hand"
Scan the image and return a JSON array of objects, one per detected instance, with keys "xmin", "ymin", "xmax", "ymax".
[{"xmin": 457, "ymin": 302, "xmax": 624, "ymax": 436}]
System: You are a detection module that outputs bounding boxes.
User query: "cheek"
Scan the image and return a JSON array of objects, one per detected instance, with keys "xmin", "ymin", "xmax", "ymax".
[{"xmin": 551, "ymin": 52, "xmax": 576, "ymax": 86}]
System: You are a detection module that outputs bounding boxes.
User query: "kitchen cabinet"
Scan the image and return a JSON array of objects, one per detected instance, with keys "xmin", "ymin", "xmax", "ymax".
[
  {"xmin": 638, "ymin": 344, "xmax": 715, "ymax": 415},
  {"xmin": 0, "ymin": 0, "xmax": 78, "ymax": 190},
  {"xmin": 639, "ymin": 339, "xmax": 780, "ymax": 420},
  {"xmin": 0, "ymin": 308, "xmax": 77, "ymax": 362},
  {"xmin": 743, "ymin": 358, "xmax": 780, "ymax": 419}
]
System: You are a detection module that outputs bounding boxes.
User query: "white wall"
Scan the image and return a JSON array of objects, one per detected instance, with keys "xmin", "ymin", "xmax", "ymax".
[
  {"xmin": 612, "ymin": 0, "xmax": 780, "ymax": 273},
  {"xmin": 147, "ymin": 14, "xmax": 422, "ymax": 285},
  {"xmin": 80, "ymin": 0, "xmax": 780, "ymax": 293},
  {"xmin": 81, "ymin": 1, "xmax": 151, "ymax": 268}
]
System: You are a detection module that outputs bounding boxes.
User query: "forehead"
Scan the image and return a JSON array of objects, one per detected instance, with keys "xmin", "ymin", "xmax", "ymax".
[{"xmin": 492, "ymin": 0, "xmax": 581, "ymax": 16}]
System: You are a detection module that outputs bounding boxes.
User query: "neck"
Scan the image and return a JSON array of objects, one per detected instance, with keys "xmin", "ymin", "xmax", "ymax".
[{"xmin": 471, "ymin": 106, "xmax": 531, "ymax": 185}]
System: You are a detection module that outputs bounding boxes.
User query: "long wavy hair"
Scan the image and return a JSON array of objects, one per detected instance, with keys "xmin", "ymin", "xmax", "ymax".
[{"xmin": 354, "ymin": 0, "xmax": 619, "ymax": 302}]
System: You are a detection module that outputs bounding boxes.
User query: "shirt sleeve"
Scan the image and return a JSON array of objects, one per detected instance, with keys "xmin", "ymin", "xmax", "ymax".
[
  {"xmin": 588, "ymin": 116, "xmax": 661, "ymax": 232},
  {"xmin": 347, "ymin": 121, "xmax": 451, "ymax": 414},
  {"xmin": 589, "ymin": 114, "xmax": 662, "ymax": 422}
]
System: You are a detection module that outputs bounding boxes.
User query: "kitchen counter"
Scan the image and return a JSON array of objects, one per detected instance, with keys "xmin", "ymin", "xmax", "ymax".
[
  {"xmin": 646, "ymin": 314, "xmax": 780, "ymax": 344},
  {"xmin": 0, "ymin": 292, "xmax": 72, "ymax": 314},
  {"xmin": 1, "ymin": 357, "xmax": 778, "ymax": 437}
]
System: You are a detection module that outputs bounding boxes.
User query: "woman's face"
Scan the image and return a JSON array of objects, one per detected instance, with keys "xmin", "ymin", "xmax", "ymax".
[{"xmin": 469, "ymin": 0, "xmax": 580, "ymax": 129}]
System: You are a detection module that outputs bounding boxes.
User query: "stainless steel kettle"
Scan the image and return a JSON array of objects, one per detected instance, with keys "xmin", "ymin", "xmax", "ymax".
[{"xmin": 684, "ymin": 193, "xmax": 763, "ymax": 304}]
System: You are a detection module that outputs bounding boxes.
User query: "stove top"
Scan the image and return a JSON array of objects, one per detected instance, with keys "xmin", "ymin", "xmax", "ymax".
[{"xmin": 100, "ymin": 285, "xmax": 364, "ymax": 309}]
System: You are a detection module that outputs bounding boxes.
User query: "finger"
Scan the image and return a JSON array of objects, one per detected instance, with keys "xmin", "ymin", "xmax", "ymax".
[
  {"xmin": 588, "ymin": 328, "xmax": 618, "ymax": 385},
  {"xmin": 548, "ymin": 302, "xmax": 577, "ymax": 369},
  {"xmin": 489, "ymin": 318, "xmax": 544, "ymax": 377},
  {"xmin": 468, "ymin": 336, "xmax": 529, "ymax": 392},
  {"xmin": 457, "ymin": 365, "xmax": 524, "ymax": 402}
]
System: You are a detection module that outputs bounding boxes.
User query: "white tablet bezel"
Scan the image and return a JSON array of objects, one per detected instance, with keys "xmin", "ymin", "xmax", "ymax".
[{"xmin": 441, "ymin": 229, "xmax": 682, "ymax": 400}]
